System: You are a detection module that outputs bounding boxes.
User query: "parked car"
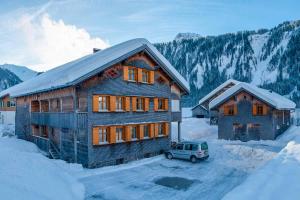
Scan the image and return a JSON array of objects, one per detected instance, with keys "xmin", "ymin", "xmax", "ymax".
[{"xmin": 165, "ymin": 141, "xmax": 209, "ymax": 163}]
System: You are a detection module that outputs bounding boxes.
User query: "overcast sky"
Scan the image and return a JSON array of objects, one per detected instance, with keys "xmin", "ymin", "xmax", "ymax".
[{"xmin": 0, "ymin": 0, "xmax": 299, "ymax": 71}]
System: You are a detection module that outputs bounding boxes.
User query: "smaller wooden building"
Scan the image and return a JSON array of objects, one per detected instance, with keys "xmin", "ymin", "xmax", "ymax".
[
  {"xmin": 209, "ymin": 82, "xmax": 296, "ymax": 141},
  {"xmin": 192, "ymin": 79, "xmax": 240, "ymax": 123}
]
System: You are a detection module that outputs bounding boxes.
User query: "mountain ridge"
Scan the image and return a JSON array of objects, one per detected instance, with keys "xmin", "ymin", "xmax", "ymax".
[{"xmin": 155, "ymin": 20, "xmax": 300, "ymax": 107}]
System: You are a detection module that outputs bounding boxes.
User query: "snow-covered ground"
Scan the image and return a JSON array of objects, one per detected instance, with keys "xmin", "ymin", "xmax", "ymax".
[
  {"xmin": 0, "ymin": 132, "xmax": 84, "ymax": 200},
  {"xmin": 0, "ymin": 113, "xmax": 299, "ymax": 200}
]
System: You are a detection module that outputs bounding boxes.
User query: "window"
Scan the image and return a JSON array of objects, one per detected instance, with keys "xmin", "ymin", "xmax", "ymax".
[
  {"xmin": 224, "ymin": 105, "xmax": 235, "ymax": 116},
  {"xmin": 130, "ymin": 126, "xmax": 137, "ymax": 140},
  {"xmin": 158, "ymin": 99, "xmax": 164, "ymax": 110},
  {"xmin": 144, "ymin": 125, "xmax": 149, "ymax": 138},
  {"xmin": 257, "ymin": 105, "xmax": 263, "ymax": 115},
  {"xmin": 116, "ymin": 97, "xmax": 123, "ymax": 111},
  {"xmin": 98, "ymin": 127, "xmax": 108, "ymax": 143},
  {"xmin": 191, "ymin": 144, "xmax": 199, "ymax": 151},
  {"xmin": 176, "ymin": 144, "xmax": 184, "ymax": 150},
  {"xmin": 158, "ymin": 123, "xmax": 163, "ymax": 136},
  {"xmin": 184, "ymin": 144, "xmax": 192, "ymax": 150},
  {"xmin": 10, "ymin": 101, "xmax": 16, "ymax": 107},
  {"xmin": 116, "ymin": 127, "xmax": 123, "ymax": 142},
  {"xmin": 136, "ymin": 97, "xmax": 144, "ymax": 111},
  {"xmin": 98, "ymin": 96, "xmax": 108, "ymax": 111},
  {"xmin": 142, "ymin": 70, "xmax": 149, "ymax": 83},
  {"xmin": 7, "ymin": 101, "xmax": 10, "ymax": 107},
  {"xmin": 128, "ymin": 68, "xmax": 136, "ymax": 81}
]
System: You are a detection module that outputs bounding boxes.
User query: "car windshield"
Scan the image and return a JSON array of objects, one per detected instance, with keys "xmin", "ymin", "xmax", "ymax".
[{"xmin": 201, "ymin": 142, "xmax": 208, "ymax": 150}]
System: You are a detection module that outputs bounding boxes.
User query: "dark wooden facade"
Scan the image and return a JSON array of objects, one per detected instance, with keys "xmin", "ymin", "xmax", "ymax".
[
  {"xmin": 215, "ymin": 90, "xmax": 292, "ymax": 141},
  {"xmin": 15, "ymin": 52, "xmax": 185, "ymax": 167}
]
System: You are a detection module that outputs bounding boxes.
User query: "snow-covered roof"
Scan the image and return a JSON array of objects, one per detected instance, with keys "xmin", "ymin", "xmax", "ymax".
[
  {"xmin": 0, "ymin": 38, "xmax": 189, "ymax": 98},
  {"xmin": 198, "ymin": 79, "xmax": 240, "ymax": 106},
  {"xmin": 191, "ymin": 104, "xmax": 208, "ymax": 111},
  {"xmin": 209, "ymin": 82, "xmax": 296, "ymax": 110}
]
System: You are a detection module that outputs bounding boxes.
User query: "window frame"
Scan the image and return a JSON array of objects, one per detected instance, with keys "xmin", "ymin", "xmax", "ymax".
[
  {"xmin": 136, "ymin": 97, "xmax": 144, "ymax": 111},
  {"xmin": 98, "ymin": 96, "xmax": 109, "ymax": 112},
  {"xmin": 130, "ymin": 126, "xmax": 137, "ymax": 140},
  {"xmin": 116, "ymin": 127, "xmax": 124, "ymax": 142},
  {"xmin": 144, "ymin": 124, "xmax": 149, "ymax": 138},
  {"xmin": 128, "ymin": 67, "xmax": 137, "ymax": 82},
  {"xmin": 115, "ymin": 96, "xmax": 124, "ymax": 111},
  {"xmin": 142, "ymin": 69, "xmax": 149, "ymax": 83},
  {"xmin": 158, "ymin": 123, "xmax": 164, "ymax": 136},
  {"xmin": 98, "ymin": 127, "xmax": 108, "ymax": 144},
  {"xmin": 256, "ymin": 104, "xmax": 264, "ymax": 116},
  {"xmin": 224, "ymin": 105, "xmax": 235, "ymax": 116}
]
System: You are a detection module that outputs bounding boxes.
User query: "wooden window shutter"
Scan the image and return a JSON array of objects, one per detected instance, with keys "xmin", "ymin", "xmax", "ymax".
[
  {"xmin": 137, "ymin": 68, "xmax": 143, "ymax": 83},
  {"xmin": 263, "ymin": 105, "xmax": 268, "ymax": 115},
  {"xmin": 234, "ymin": 105, "xmax": 237, "ymax": 115},
  {"xmin": 92, "ymin": 95, "xmax": 99, "ymax": 112},
  {"xmin": 164, "ymin": 122, "xmax": 169, "ymax": 136},
  {"xmin": 92, "ymin": 127, "xmax": 99, "ymax": 145},
  {"xmin": 124, "ymin": 126, "xmax": 131, "ymax": 142},
  {"xmin": 109, "ymin": 126, "xmax": 116, "ymax": 144},
  {"xmin": 149, "ymin": 71, "xmax": 155, "ymax": 84},
  {"xmin": 109, "ymin": 96, "xmax": 116, "ymax": 112},
  {"xmin": 149, "ymin": 124, "xmax": 155, "ymax": 138},
  {"xmin": 252, "ymin": 104, "xmax": 257, "ymax": 116},
  {"xmin": 124, "ymin": 97, "xmax": 130, "ymax": 111},
  {"xmin": 144, "ymin": 98, "xmax": 149, "ymax": 111},
  {"xmin": 154, "ymin": 123, "xmax": 159, "ymax": 137},
  {"xmin": 123, "ymin": 66, "xmax": 129, "ymax": 81},
  {"xmin": 138, "ymin": 125, "xmax": 144, "ymax": 140},
  {"xmin": 164, "ymin": 98, "xmax": 169, "ymax": 111},
  {"xmin": 132, "ymin": 97, "xmax": 137, "ymax": 112},
  {"xmin": 154, "ymin": 98, "xmax": 158, "ymax": 111}
]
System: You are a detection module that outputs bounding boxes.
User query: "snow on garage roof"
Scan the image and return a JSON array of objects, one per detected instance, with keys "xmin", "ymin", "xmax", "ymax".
[
  {"xmin": 198, "ymin": 79, "xmax": 240, "ymax": 106},
  {"xmin": 3, "ymin": 38, "xmax": 189, "ymax": 98},
  {"xmin": 209, "ymin": 82, "xmax": 296, "ymax": 110}
]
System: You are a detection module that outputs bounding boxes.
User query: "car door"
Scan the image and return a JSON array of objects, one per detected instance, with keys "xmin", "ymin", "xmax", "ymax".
[
  {"xmin": 173, "ymin": 143, "xmax": 184, "ymax": 159},
  {"xmin": 182, "ymin": 144, "xmax": 192, "ymax": 160}
]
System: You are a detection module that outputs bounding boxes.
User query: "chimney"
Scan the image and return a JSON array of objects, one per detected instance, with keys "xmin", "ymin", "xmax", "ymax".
[{"xmin": 93, "ymin": 48, "xmax": 101, "ymax": 53}]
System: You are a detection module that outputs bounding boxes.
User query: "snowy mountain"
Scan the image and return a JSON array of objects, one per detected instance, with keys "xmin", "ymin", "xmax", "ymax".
[
  {"xmin": 0, "ymin": 64, "xmax": 38, "ymax": 92},
  {"xmin": 155, "ymin": 20, "xmax": 300, "ymax": 107},
  {"xmin": 0, "ymin": 64, "xmax": 38, "ymax": 81},
  {"xmin": 0, "ymin": 68, "xmax": 22, "ymax": 91}
]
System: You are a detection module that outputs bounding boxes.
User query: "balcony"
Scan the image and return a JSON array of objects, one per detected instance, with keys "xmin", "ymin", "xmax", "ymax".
[{"xmin": 31, "ymin": 112, "xmax": 87, "ymax": 129}]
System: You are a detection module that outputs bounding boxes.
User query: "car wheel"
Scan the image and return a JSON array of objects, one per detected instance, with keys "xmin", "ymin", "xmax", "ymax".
[
  {"xmin": 190, "ymin": 156, "xmax": 197, "ymax": 163},
  {"xmin": 167, "ymin": 153, "xmax": 173, "ymax": 160}
]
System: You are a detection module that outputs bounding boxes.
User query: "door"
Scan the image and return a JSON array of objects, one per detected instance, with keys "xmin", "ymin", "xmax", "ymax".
[
  {"xmin": 182, "ymin": 144, "xmax": 192, "ymax": 159},
  {"xmin": 173, "ymin": 143, "xmax": 185, "ymax": 159}
]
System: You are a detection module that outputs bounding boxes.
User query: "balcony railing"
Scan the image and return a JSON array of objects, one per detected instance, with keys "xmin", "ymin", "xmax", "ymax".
[{"xmin": 31, "ymin": 112, "xmax": 87, "ymax": 129}]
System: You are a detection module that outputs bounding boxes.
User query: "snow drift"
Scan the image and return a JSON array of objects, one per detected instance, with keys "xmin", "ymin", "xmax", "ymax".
[{"xmin": 0, "ymin": 137, "xmax": 84, "ymax": 200}]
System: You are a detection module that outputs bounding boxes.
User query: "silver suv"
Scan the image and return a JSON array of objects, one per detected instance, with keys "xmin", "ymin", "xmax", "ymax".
[{"xmin": 165, "ymin": 141, "xmax": 209, "ymax": 163}]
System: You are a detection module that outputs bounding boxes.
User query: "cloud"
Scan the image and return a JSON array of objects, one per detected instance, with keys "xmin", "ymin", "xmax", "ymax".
[{"xmin": 0, "ymin": 11, "xmax": 109, "ymax": 71}]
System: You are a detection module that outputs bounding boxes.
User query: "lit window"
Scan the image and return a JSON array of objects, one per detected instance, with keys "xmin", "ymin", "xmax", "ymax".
[
  {"xmin": 116, "ymin": 97, "xmax": 123, "ymax": 111},
  {"xmin": 142, "ymin": 70, "xmax": 149, "ymax": 83},
  {"xmin": 98, "ymin": 127, "xmax": 108, "ymax": 143},
  {"xmin": 98, "ymin": 96, "xmax": 108, "ymax": 111},
  {"xmin": 158, "ymin": 124, "xmax": 163, "ymax": 136},
  {"xmin": 128, "ymin": 68, "xmax": 136, "ymax": 81},
  {"xmin": 257, "ymin": 105, "xmax": 263, "ymax": 115},
  {"xmin": 116, "ymin": 127, "xmax": 123, "ymax": 142},
  {"xmin": 136, "ymin": 97, "xmax": 144, "ymax": 111},
  {"xmin": 130, "ymin": 126, "xmax": 137, "ymax": 139},
  {"xmin": 144, "ymin": 125, "xmax": 149, "ymax": 138},
  {"xmin": 224, "ymin": 105, "xmax": 235, "ymax": 116}
]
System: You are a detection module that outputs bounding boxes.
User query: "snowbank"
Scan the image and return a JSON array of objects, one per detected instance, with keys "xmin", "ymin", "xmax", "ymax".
[
  {"xmin": 223, "ymin": 126, "xmax": 300, "ymax": 200},
  {"xmin": 0, "ymin": 124, "xmax": 15, "ymax": 137},
  {"xmin": 0, "ymin": 137, "xmax": 84, "ymax": 200},
  {"xmin": 181, "ymin": 117, "xmax": 217, "ymax": 140}
]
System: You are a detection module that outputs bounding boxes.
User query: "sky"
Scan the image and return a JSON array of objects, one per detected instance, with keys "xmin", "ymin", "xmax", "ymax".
[{"xmin": 0, "ymin": 0, "xmax": 299, "ymax": 72}]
